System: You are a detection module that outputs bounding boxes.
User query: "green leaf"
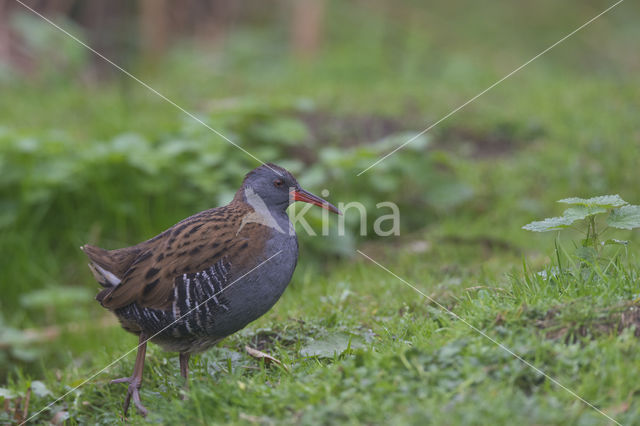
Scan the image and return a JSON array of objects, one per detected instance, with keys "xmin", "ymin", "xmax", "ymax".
[
  {"xmin": 562, "ymin": 206, "xmax": 607, "ymax": 221},
  {"xmin": 0, "ymin": 200, "xmax": 18, "ymax": 228},
  {"xmin": 607, "ymin": 205, "xmax": 640, "ymax": 230},
  {"xmin": 425, "ymin": 182, "xmax": 474, "ymax": 211},
  {"xmin": 252, "ymin": 117, "xmax": 310, "ymax": 146},
  {"xmin": 522, "ymin": 216, "xmax": 575, "ymax": 232},
  {"xmin": 558, "ymin": 194, "xmax": 627, "ymax": 208},
  {"xmin": 299, "ymin": 333, "xmax": 365, "ymax": 358},
  {"xmin": 0, "ymin": 326, "xmax": 30, "ymax": 346},
  {"xmin": 372, "ymin": 132, "xmax": 430, "ymax": 151},
  {"xmin": 30, "ymin": 381, "xmax": 52, "ymax": 398},
  {"xmin": 20, "ymin": 286, "xmax": 92, "ymax": 309},
  {"xmin": 0, "ymin": 388, "xmax": 15, "ymax": 399},
  {"xmin": 523, "ymin": 204, "xmax": 609, "ymax": 232},
  {"xmin": 10, "ymin": 346, "xmax": 40, "ymax": 362},
  {"xmin": 574, "ymin": 246, "xmax": 597, "ymax": 263}
]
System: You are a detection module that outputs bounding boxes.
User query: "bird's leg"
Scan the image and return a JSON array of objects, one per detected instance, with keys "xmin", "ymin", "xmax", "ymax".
[
  {"xmin": 179, "ymin": 352, "xmax": 190, "ymax": 400},
  {"xmin": 110, "ymin": 333, "xmax": 149, "ymax": 417}
]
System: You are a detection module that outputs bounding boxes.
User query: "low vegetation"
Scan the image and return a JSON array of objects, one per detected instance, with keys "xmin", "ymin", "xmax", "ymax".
[{"xmin": 2, "ymin": 1, "xmax": 640, "ymax": 424}]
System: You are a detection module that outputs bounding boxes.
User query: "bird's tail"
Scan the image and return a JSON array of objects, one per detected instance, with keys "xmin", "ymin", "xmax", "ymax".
[
  {"xmin": 87, "ymin": 262, "xmax": 121, "ymax": 288},
  {"xmin": 81, "ymin": 244, "xmax": 132, "ymax": 304},
  {"xmin": 81, "ymin": 245, "xmax": 123, "ymax": 286},
  {"xmin": 81, "ymin": 243, "xmax": 144, "ymax": 305}
]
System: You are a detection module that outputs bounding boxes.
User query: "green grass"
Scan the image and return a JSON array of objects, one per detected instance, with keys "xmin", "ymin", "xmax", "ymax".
[
  {"xmin": 7, "ymin": 244, "xmax": 640, "ymax": 424},
  {"xmin": 2, "ymin": 0, "xmax": 640, "ymax": 423}
]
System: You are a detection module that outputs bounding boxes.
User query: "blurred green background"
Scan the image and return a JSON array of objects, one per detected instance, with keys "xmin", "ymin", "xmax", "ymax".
[{"xmin": 1, "ymin": 0, "xmax": 639, "ymax": 422}]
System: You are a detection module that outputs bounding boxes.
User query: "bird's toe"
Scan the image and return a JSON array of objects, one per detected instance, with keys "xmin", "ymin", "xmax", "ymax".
[
  {"xmin": 130, "ymin": 387, "xmax": 148, "ymax": 417},
  {"xmin": 110, "ymin": 376, "xmax": 132, "ymax": 384},
  {"xmin": 112, "ymin": 377, "xmax": 147, "ymax": 417}
]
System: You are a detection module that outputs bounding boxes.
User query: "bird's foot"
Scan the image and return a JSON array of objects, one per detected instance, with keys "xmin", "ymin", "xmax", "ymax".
[{"xmin": 110, "ymin": 376, "xmax": 148, "ymax": 417}]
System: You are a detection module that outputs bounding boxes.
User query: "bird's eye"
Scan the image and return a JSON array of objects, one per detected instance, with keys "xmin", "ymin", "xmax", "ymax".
[{"xmin": 273, "ymin": 179, "xmax": 284, "ymax": 187}]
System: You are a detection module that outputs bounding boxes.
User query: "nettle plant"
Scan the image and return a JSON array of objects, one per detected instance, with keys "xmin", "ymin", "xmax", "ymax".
[{"xmin": 523, "ymin": 195, "xmax": 640, "ymax": 262}]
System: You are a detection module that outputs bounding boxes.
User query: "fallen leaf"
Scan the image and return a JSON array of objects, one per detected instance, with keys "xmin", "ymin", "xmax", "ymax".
[
  {"xmin": 245, "ymin": 346, "xmax": 288, "ymax": 371},
  {"xmin": 51, "ymin": 410, "xmax": 70, "ymax": 425},
  {"xmin": 239, "ymin": 412, "xmax": 268, "ymax": 424}
]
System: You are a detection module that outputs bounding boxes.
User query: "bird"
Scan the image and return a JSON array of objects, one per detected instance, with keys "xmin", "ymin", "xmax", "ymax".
[{"xmin": 81, "ymin": 163, "xmax": 341, "ymax": 417}]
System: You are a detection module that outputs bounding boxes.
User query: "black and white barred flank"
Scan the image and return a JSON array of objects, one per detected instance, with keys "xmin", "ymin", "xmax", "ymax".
[{"xmin": 115, "ymin": 258, "xmax": 232, "ymax": 340}]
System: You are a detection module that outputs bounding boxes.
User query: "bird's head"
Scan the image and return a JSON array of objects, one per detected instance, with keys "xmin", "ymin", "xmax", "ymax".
[{"xmin": 238, "ymin": 163, "xmax": 341, "ymax": 215}]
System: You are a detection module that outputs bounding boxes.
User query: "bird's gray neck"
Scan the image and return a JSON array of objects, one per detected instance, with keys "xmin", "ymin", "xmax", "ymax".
[
  {"xmin": 235, "ymin": 186, "xmax": 293, "ymax": 237},
  {"xmin": 273, "ymin": 209, "xmax": 295, "ymax": 237}
]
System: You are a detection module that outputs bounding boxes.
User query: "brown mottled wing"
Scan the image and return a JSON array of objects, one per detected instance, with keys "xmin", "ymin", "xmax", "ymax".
[{"xmin": 100, "ymin": 203, "xmax": 268, "ymax": 311}]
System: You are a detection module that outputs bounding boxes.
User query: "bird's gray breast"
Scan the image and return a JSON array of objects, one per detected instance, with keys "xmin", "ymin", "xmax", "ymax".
[{"xmin": 216, "ymin": 228, "xmax": 298, "ymax": 336}]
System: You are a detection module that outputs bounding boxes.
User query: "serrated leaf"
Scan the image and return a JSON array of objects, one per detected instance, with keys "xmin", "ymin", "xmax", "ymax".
[
  {"xmin": 558, "ymin": 195, "xmax": 627, "ymax": 208},
  {"xmin": 522, "ymin": 216, "xmax": 575, "ymax": 232},
  {"xmin": 607, "ymin": 205, "xmax": 640, "ymax": 230},
  {"xmin": 523, "ymin": 204, "xmax": 609, "ymax": 232},
  {"xmin": 562, "ymin": 206, "xmax": 607, "ymax": 220}
]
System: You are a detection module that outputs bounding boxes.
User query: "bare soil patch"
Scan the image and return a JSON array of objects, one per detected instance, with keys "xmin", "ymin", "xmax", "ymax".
[{"xmin": 536, "ymin": 301, "xmax": 640, "ymax": 344}]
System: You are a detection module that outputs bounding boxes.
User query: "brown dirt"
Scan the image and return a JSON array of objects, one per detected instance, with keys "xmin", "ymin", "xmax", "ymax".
[
  {"xmin": 246, "ymin": 329, "xmax": 298, "ymax": 351},
  {"xmin": 536, "ymin": 301, "xmax": 640, "ymax": 344},
  {"xmin": 299, "ymin": 111, "xmax": 405, "ymax": 149},
  {"xmin": 436, "ymin": 127, "xmax": 517, "ymax": 159},
  {"xmin": 292, "ymin": 111, "xmax": 523, "ymax": 163}
]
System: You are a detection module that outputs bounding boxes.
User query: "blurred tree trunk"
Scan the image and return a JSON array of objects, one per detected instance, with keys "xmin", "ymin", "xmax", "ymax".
[
  {"xmin": 0, "ymin": 0, "xmax": 32, "ymax": 73},
  {"xmin": 43, "ymin": 0, "xmax": 75, "ymax": 15},
  {"xmin": 139, "ymin": 0, "xmax": 169, "ymax": 61},
  {"xmin": 291, "ymin": 0, "xmax": 325, "ymax": 60},
  {"xmin": 173, "ymin": 0, "xmax": 192, "ymax": 37},
  {"xmin": 0, "ymin": 0, "xmax": 9, "ymax": 67},
  {"xmin": 195, "ymin": 0, "xmax": 237, "ymax": 47}
]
